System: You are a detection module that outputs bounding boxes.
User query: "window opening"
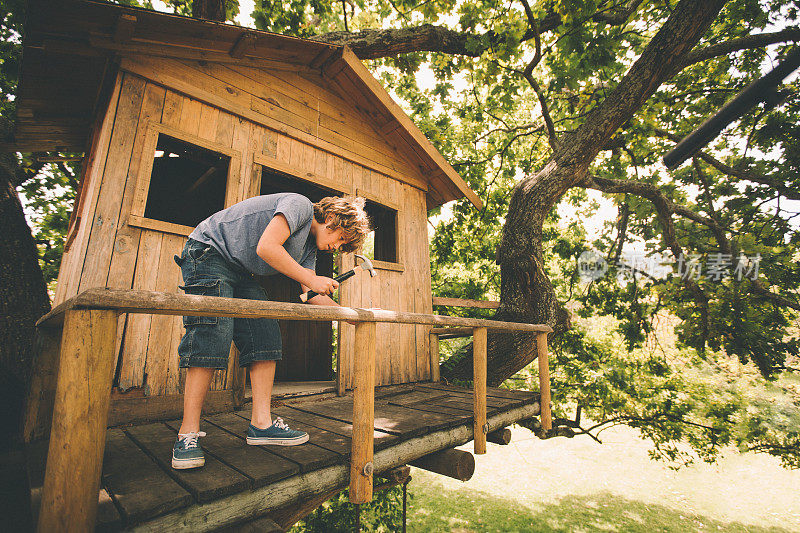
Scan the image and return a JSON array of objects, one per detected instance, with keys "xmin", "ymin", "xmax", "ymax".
[
  {"xmin": 144, "ymin": 134, "xmax": 230, "ymax": 227},
  {"xmin": 363, "ymin": 200, "xmax": 397, "ymax": 263},
  {"xmin": 260, "ymin": 168, "xmax": 339, "ymax": 202}
]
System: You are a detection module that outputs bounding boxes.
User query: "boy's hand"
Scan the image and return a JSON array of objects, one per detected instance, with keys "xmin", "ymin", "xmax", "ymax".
[{"xmin": 308, "ymin": 275, "xmax": 339, "ymax": 296}]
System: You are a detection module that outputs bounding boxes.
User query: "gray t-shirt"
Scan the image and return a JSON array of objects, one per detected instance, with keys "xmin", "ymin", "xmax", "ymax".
[{"xmin": 189, "ymin": 193, "xmax": 317, "ymax": 276}]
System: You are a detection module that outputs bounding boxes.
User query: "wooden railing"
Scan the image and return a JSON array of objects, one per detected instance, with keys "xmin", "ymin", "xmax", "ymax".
[
  {"xmin": 429, "ymin": 296, "xmax": 553, "ymax": 435},
  {"xmin": 30, "ymin": 288, "xmax": 552, "ymax": 531}
]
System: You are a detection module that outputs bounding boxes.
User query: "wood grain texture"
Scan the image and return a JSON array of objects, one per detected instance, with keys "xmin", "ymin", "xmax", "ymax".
[
  {"xmin": 23, "ymin": 328, "xmax": 62, "ymax": 443},
  {"xmin": 350, "ymin": 321, "xmax": 376, "ymax": 503},
  {"xmin": 118, "ymin": 55, "xmax": 431, "ymax": 193},
  {"xmin": 37, "ymin": 309, "xmax": 118, "ymax": 533},
  {"xmin": 77, "ymin": 75, "xmax": 146, "ymax": 295},
  {"xmin": 40, "ymin": 288, "xmax": 553, "ymax": 332},
  {"xmin": 55, "ymin": 73, "xmax": 123, "ymax": 305},
  {"xmin": 473, "ymin": 327, "xmax": 487, "ymax": 455},
  {"xmin": 118, "ymin": 229, "xmax": 163, "ymax": 390},
  {"xmin": 102, "ymin": 428, "xmax": 193, "ymax": 523},
  {"xmin": 432, "ymin": 297, "xmax": 501, "ymax": 309},
  {"xmin": 125, "ymin": 422, "xmax": 250, "ymax": 502},
  {"xmin": 142, "ymin": 233, "xmax": 184, "ymax": 395},
  {"xmin": 537, "ymin": 332, "xmax": 552, "ymax": 431},
  {"xmin": 429, "ymin": 332, "xmax": 440, "ymax": 382}
]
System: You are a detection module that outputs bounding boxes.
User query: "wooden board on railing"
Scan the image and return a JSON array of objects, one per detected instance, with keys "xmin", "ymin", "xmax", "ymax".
[
  {"xmin": 38, "ymin": 288, "xmax": 552, "ymax": 334},
  {"xmin": 432, "ymin": 297, "xmax": 500, "ymax": 309}
]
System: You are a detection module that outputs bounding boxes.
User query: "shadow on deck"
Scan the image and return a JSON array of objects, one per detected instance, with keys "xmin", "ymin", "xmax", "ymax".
[{"xmin": 27, "ymin": 382, "xmax": 539, "ymax": 531}]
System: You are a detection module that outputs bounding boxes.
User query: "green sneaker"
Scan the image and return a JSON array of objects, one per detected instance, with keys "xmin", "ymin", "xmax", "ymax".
[
  {"xmin": 172, "ymin": 431, "xmax": 206, "ymax": 469},
  {"xmin": 246, "ymin": 418, "xmax": 309, "ymax": 445}
]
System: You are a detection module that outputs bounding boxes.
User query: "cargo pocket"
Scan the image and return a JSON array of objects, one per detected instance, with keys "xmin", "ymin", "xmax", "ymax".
[{"xmin": 179, "ymin": 277, "xmax": 221, "ymax": 325}]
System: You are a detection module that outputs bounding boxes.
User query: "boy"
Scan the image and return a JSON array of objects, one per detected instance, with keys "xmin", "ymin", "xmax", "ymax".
[{"xmin": 171, "ymin": 193, "xmax": 370, "ymax": 469}]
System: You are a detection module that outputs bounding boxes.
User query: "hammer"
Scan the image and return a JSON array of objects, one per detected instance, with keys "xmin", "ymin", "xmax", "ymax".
[{"xmin": 300, "ymin": 254, "xmax": 377, "ymax": 302}]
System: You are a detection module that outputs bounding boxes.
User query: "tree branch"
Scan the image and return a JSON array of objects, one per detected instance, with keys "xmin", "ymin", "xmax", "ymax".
[
  {"xmin": 519, "ymin": 7, "xmax": 558, "ymax": 151},
  {"xmin": 558, "ymin": 0, "xmax": 726, "ymax": 173},
  {"xmin": 655, "ymin": 128, "xmax": 800, "ymax": 201},
  {"xmin": 675, "ymin": 27, "xmax": 800, "ymax": 73},
  {"xmin": 310, "ymin": 1, "xmax": 653, "ymax": 59},
  {"xmin": 583, "ymin": 173, "xmax": 800, "ymax": 312}
]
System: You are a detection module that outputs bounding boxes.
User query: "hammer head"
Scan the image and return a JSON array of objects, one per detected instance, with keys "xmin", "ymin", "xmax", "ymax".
[{"xmin": 354, "ymin": 254, "xmax": 377, "ymax": 277}]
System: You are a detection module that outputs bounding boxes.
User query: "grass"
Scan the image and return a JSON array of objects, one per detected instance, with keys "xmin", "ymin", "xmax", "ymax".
[{"xmin": 407, "ymin": 483, "xmax": 792, "ymax": 533}]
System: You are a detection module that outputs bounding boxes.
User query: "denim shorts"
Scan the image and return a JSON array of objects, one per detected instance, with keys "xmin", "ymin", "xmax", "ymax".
[{"xmin": 175, "ymin": 238, "xmax": 282, "ymax": 368}]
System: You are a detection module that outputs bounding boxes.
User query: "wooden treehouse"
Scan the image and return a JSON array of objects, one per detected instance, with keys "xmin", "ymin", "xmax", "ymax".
[{"xmin": 11, "ymin": 1, "xmax": 553, "ymax": 530}]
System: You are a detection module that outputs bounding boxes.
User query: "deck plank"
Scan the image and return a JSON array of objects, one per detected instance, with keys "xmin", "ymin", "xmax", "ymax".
[
  {"xmin": 288, "ymin": 396, "xmax": 458, "ymax": 437},
  {"xmin": 415, "ymin": 385, "xmax": 527, "ymax": 409},
  {"xmin": 26, "ymin": 439, "xmax": 123, "ymax": 531},
  {"xmin": 125, "ymin": 423, "xmax": 250, "ymax": 503},
  {"xmin": 211, "ymin": 412, "xmax": 341, "ymax": 473},
  {"xmin": 418, "ymin": 382, "xmax": 536, "ymax": 401},
  {"xmin": 387, "ymin": 397, "xmax": 475, "ymax": 420},
  {"xmin": 373, "ymin": 383, "xmax": 417, "ymax": 399},
  {"xmin": 384, "ymin": 390, "xmax": 451, "ymax": 405},
  {"xmin": 276, "ymin": 407, "xmax": 401, "ymax": 450},
  {"xmin": 165, "ymin": 418, "xmax": 299, "ymax": 489},
  {"xmin": 269, "ymin": 408, "xmax": 353, "ymax": 457},
  {"xmin": 102, "ymin": 428, "xmax": 193, "ymax": 524}
]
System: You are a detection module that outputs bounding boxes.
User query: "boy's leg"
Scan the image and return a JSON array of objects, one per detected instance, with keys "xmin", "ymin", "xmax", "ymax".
[
  {"xmin": 249, "ymin": 360, "xmax": 277, "ymax": 428},
  {"xmin": 178, "ymin": 367, "xmax": 215, "ymax": 434}
]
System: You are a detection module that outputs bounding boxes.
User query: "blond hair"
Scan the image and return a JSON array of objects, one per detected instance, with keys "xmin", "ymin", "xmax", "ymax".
[{"xmin": 313, "ymin": 196, "xmax": 371, "ymax": 253}]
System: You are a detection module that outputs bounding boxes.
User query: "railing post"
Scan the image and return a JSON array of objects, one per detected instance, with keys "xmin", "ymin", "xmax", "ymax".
[
  {"xmin": 350, "ymin": 321, "xmax": 376, "ymax": 503},
  {"xmin": 536, "ymin": 332, "xmax": 552, "ymax": 431},
  {"xmin": 429, "ymin": 331, "xmax": 440, "ymax": 382},
  {"xmin": 473, "ymin": 327, "xmax": 487, "ymax": 454},
  {"xmin": 37, "ymin": 309, "xmax": 118, "ymax": 533}
]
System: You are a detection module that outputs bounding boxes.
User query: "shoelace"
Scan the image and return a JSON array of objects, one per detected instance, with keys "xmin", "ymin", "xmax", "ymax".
[
  {"xmin": 273, "ymin": 417, "xmax": 289, "ymax": 430},
  {"xmin": 178, "ymin": 431, "xmax": 206, "ymax": 449}
]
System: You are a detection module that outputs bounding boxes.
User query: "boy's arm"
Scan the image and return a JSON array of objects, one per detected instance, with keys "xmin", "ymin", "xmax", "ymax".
[{"xmin": 256, "ymin": 214, "xmax": 338, "ymax": 296}]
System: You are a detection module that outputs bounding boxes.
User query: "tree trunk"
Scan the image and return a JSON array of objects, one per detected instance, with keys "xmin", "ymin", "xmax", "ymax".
[
  {"xmin": 441, "ymin": 0, "xmax": 727, "ymax": 385},
  {"xmin": 0, "ymin": 174, "xmax": 51, "ymax": 451},
  {"xmin": 192, "ymin": 0, "xmax": 226, "ymax": 22}
]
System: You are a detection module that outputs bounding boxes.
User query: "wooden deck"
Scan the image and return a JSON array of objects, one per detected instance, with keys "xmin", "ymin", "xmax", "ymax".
[{"xmin": 27, "ymin": 382, "xmax": 539, "ymax": 531}]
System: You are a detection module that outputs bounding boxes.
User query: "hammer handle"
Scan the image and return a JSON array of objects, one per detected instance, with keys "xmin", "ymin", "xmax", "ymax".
[{"xmin": 301, "ymin": 268, "xmax": 358, "ymax": 302}]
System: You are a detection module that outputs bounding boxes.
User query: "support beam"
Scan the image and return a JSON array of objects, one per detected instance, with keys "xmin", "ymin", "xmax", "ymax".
[
  {"xmin": 23, "ymin": 328, "xmax": 63, "ymax": 443},
  {"xmin": 37, "ymin": 309, "xmax": 118, "ymax": 532},
  {"xmin": 429, "ymin": 332, "xmax": 440, "ymax": 382},
  {"xmin": 486, "ymin": 427, "xmax": 512, "ymax": 445},
  {"xmin": 536, "ymin": 332, "xmax": 552, "ymax": 431},
  {"xmin": 350, "ymin": 321, "xmax": 376, "ymax": 503},
  {"xmin": 266, "ymin": 466, "xmax": 410, "ymax": 530},
  {"xmin": 410, "ymin": 448, "xmax": 474, "ymax": 481},
  {"xmin": 473, "ymin": 327, "xmax": 487, "ymax": 455}
]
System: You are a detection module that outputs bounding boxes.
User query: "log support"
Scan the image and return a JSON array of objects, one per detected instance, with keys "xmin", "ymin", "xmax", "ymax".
[
  {"xmin": 409, "ymin": 448, "xmax": 474, "ymax": 481},
  {"xmin": 350, "ymin": 321, "xmax": 376, "ymax": 503},
  {"xmin": 36, "ymin": 309, "xmax": 118, "ymax": 533},
  {"xmin": 473, "ymin": 327, "xmax": 487, "ymax": 454},
  {"xmin": 486, "ymin": 427, "xmax": 512, "ymax": 445},
  {"xmin": 268, "ymin": 466, "xmax": 411, "ymax": 530}
]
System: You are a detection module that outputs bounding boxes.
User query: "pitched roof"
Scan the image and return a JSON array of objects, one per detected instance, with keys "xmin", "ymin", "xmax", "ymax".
[{"xmin": 11, "ymin": 0, "xmax": 481, "ymax": 209}]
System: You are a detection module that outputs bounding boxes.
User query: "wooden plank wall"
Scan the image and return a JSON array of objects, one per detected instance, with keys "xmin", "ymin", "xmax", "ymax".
[{"xmin": 53, "ymin": 56, "xmax": 434, "ymax": 396}]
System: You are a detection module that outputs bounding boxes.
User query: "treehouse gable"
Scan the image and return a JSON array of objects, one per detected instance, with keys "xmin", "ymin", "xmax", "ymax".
[{"xmin": 118, "ymin": 55, "xmax": 430, "ymax": 195}]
